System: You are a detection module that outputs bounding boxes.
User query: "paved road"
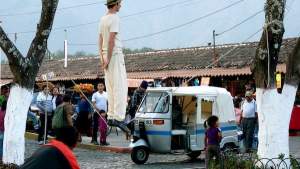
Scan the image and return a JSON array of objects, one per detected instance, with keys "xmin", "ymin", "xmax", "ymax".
[
  {"xmin": 290, "ymin": 136, "xmax": 300, "ymax": 158},
  {"xmin": 24, "ymin": 140, "xmax": 205, "ymax": 169},
  {"xmin": 24, "ymin": 136, "xmax": 300, "ymax": 169}
]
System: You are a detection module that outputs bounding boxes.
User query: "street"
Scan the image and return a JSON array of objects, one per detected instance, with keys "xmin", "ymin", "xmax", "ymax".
[
  {"xmin": 24, "ymin": 140, "xmax": 205, "ymax": 169},
  {"xmin": 24, "ymin": 136, "xmax": 300, "ymax": 169}
]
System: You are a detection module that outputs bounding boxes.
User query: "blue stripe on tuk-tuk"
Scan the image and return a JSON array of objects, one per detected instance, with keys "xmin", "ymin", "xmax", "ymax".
[
  {"xmin": 134, "ymin": 126, "xmax": 237, "ymax": 136},
  {"xmin": 196, "ymin": 125, "xmax": 238, "ymax": 135},
  {"xmin": 134, "ymin": 130, "xmax": 172, "ymax": 136}
]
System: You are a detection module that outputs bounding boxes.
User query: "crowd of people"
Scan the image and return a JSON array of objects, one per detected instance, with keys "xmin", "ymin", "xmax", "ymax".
[
  {"xmin": 0, "ymin": 81, "xmax": 257, "ymax": 169},
  {"xmin": 26, "ymin": 79, "xmax": 148, "ymax": 147}
]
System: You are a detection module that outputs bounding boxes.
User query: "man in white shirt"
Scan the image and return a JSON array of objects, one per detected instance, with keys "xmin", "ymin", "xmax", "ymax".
[
  {"xmin": 36, "ymin": 85, "xmax": 53, "ymax": 145},
  {"xmin": 91, "ymin": 82, "xmax": 108, "ymax": 145},
  {"xmin": 99, "ymin": 0, "xmax": 129, "ymax": 132},
  {"xmin": 240, "ymin": 91, "xmax": 257, "ymax": 152}
]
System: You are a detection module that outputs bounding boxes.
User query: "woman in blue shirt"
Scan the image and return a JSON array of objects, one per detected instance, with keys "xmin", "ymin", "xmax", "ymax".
[{"xmin": 76, "ymin": 93, "xmax": 91, "ymax": 142}]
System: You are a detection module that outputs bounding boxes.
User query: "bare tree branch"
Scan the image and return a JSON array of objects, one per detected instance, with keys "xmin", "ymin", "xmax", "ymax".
[
  {"xmin": 25, "ymin": 0, "xmax": 59, "ymax": 85},
  {"xmin": 0, "ymin": 27, "xmax": 25, "ymax": 82},
  {"xmin": 285, "ymin": 38, "xmax": 300, "ymax": 86},
  {"xmin": 0, "ymin": 0, "xmax": 58, "ymax": 89},
  {"xmin": 251, "ymin": 0, "xmax": 286, "ymax": 88}
]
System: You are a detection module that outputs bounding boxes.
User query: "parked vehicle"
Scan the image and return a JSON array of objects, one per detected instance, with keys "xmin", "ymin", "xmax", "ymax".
[{"xmin": 130, "ymin": 86, "xmax": 240, "ymax": 164}]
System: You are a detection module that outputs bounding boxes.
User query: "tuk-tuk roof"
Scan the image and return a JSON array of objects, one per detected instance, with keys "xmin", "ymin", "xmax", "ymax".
[
  {"xmin": 147, "ymin": 86, "xmax": 231, "ymax": 96},
  {"xmin": 147, "ymin": 86, "xmax": 235, "ymax": 121}
]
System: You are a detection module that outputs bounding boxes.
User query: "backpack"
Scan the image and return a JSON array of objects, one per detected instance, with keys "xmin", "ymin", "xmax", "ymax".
[{"xmin": 52, "ymin": 104, "xmax": 67, "ymax": 129}]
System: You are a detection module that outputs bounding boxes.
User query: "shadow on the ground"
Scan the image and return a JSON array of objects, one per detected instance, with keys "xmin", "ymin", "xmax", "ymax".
[{"xmin": 131, "ymin": 158, "xmax": 205, "ymax": 168}]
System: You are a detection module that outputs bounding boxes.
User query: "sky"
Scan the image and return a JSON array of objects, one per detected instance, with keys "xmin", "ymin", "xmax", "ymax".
[{"xmin": 0, "ymin": 0, "xmax": 299, "ymax": 56}]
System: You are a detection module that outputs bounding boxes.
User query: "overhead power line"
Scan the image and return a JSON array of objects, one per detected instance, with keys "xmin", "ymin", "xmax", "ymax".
[
  {"xmin": 123, "ymin": 0, "xmax": 244, "ymax": 42},
  {"xmin": 216, "ymin": 9, "xmax": 264, "ymax": 36},
  {"xmin": 68, "ymin": 43, "xmax": 97, "ymax": 46},
  {"xmin": 0, "ymin": 0, "xmax": 105, "ymax": 17},
  {"xmin": 68, "ymin": 0, "xmax": 245, "ymax": 46},
  {"xmin": 121, "ymin": 0, "xmax": 193, "ymax": 18},
  {"xmin": 0, "ymin": 0, "xmax": 197, "ymax": 18},
  {"xmin": 182, "ymin": 27, "xmax": 263, "ymax": 84},
  {"xmin": 205, "ymin": 28, "xmax": 263, "ymax": 69},
  {"xmin": 6, "ymin": 0, "xmax": 204, "ymax": 35}
]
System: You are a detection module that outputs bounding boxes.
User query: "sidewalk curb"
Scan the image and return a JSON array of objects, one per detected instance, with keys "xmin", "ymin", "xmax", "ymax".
[
  {"xmin": 290, "ymin": 131, "xmax": 300, "ymax": 137},
  {"xmin": 25, "ymin": 132, "xmax": 132, "ymax": 154}
]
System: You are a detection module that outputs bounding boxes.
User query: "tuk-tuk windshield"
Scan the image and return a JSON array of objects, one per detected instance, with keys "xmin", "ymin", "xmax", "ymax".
[{"xmin": 138, "ymin": 92, "xmax": 169, "ymax": 113}]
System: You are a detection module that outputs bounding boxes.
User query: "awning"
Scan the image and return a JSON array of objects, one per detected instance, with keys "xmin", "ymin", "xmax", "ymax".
[
  {"xmin": 127, "ymin": 64, "xmax": 286, "ymax": 79},
  {"xmin": 127, "ymin": 79, "xmax": 153, "ymax": 88},
  {"xmin": 33, "ymin": 64, "xmax": 286, "ymax": 81},
  {"xmin": 0, "ymin": 79, "xmax": 13, "ymax": 87}
]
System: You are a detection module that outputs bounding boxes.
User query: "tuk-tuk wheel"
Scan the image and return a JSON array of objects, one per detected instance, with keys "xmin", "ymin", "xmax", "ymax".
[
  {"xmin": 187, "ymin": 151, "xmax": 201, "ymax": 160},
  {"xmin": 222, "ymin": 143, "xmax": 237, "ymax": 153},
  {"xmin": 131, "ymin": 146, "xmax": 149, "ymax": 165}
]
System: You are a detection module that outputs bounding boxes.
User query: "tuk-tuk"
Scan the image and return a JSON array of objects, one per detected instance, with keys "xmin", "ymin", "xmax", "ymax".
[{"xmin": 129, "ymin": 86, "xmax": 239, "ymax": 164}]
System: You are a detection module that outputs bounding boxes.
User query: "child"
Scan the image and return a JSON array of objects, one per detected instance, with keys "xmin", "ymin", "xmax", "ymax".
[
  {"xmin": 99, "ymin": 110, "xmax": 109, "ymax": 146},
  {"xmin": 0, "ymin": 100, "xmax": 7, "ymax": 160},
  {"xmin": 204, "ymin": 115, "xmax": 222, "ymax": 169}
]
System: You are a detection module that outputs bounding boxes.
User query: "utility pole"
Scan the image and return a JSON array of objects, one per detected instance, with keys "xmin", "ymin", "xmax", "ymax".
[
  {"xmin": 14, "ymin": 33, "xmax": 17, "ymax": 44},
  {"xmin": 213, "ymin": 30, "xmax": 216, "ymax": 58},
  {"xmin": 64, "ymin": 29, "xmax": 68, "ymax": 68},
  {"xmin": 213, "ymin": 30, "xmax": 218, "ymax": 67}
]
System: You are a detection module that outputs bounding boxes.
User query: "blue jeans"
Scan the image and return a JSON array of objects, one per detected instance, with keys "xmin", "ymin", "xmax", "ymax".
[
  {"xmin": 242, "ymin": 118, "xmax": 256, "ymax": 152},
  {"xmin": 28, "ymin": 111, "xmax": 39, "ymax": 128},
  {"xmin": 0, "ymin": 132, "xmax": 4, "ymax": 158}
]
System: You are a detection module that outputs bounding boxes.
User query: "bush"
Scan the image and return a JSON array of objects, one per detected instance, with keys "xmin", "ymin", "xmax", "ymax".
[
  {"xmin": 0, "ymin": 161, "xmax": 19, "ymax": 169},
  {"xmin": 211, "ymin": 151, "xmax": 300, "ymax": 169}
]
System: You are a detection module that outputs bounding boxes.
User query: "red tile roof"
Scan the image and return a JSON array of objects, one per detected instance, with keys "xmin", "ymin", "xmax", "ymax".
[
  {"xmin": 127, "ymin": 64, "xmax": 286, "ymax": 79},
  {"xmin": 0, "ymin": 38, "xmax": 296, "ymax": 81}
]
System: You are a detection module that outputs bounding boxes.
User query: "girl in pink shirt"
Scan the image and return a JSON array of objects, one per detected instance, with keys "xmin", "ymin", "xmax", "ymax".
[
  {"xmin": 99, "ymin": 110, "xmax": 109, "ymax": 146},
  {"xmin": 234, "ymin": 98, "xmax": 242, "ymax": 125}
]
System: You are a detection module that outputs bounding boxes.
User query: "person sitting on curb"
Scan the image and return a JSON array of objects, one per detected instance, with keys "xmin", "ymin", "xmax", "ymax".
[{"xmin": 20, "ymin": 127, "xmax": 80, "ymax": 169}]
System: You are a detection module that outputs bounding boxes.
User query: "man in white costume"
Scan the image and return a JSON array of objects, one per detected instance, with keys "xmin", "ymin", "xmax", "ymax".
[{"xmin": 99, "ymin": 0, "xmax": 129, "ymax": 132}]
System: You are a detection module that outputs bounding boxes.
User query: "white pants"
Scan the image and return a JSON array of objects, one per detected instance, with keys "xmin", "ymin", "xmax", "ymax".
[{"xmin": 104, "ymin": 51, "xmax": 128, "ymax": 121}]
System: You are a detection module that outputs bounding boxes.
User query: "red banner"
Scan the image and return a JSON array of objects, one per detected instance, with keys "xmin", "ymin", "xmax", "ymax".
[{"xmin": 290, "ymin": 106, "xmax": 300, "ymax": 130}]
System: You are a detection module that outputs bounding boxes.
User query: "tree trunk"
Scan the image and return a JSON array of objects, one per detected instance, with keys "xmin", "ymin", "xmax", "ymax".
[
  {"xmin": 0, "ymin": 0, "xmax": 58, "ymax": 165},
  {"xmin": 3, "ymin": 85, "xmax": 33, "ymax": 165},
  {"xmin": 256, "ymin": 85, "xmax": 297, "ymax": 167},
  {"xmin": 251, "ymin": 0, "xmax": 300, "ymax": 167},
  {"xmin": 254, "ymin": 39, "xmax": 300, "ymax": 167}
]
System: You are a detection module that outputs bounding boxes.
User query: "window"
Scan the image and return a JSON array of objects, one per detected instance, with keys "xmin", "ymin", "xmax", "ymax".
[
  {"xmin": 138, "ymin": 92, "xmax": 169, "ymax": 113},
  {"xmin": 201, "ymin": 99, "xmax": 213, "ymax": 120}
]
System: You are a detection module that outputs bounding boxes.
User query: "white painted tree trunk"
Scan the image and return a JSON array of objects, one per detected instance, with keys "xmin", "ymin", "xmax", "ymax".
[
  {"xmin": 3, "ymin": 85, "xmax": 33, "ymax": 165},
  {"xmin": 256, "ymin": 84, "xmax": 297, "ymax": 168}
]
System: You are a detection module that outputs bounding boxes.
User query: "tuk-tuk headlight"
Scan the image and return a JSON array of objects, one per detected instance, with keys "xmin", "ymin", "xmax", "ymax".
[
  {"xmin": 153, "ymin": 119, "xmax": 164, "ymax": 125},
  {"xmin": 131, "ymin": 136, "xmax": 139, "ymax": 143}
]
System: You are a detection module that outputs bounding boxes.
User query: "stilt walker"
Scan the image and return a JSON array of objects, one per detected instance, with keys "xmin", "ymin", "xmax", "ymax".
[{"xmin": 99, "ymin": 0, "xmax": 129, "ymax": 132}]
